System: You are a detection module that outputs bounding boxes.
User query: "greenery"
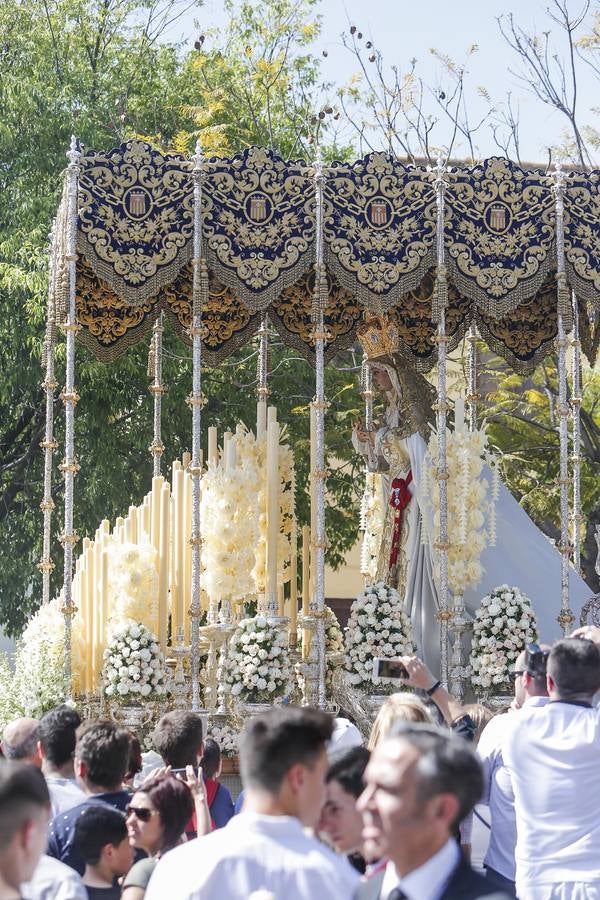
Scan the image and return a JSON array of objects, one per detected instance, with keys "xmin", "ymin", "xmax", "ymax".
[{"xmin": 0, "ymin": 0, "xmax": 361, "ymax": 635}]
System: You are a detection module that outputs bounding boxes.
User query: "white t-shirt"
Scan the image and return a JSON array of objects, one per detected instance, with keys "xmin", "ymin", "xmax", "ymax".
[
  {"xmin": 145, "ymin": 812, "xmax": 359, "ymax": 900},
  {"xmin": 22, "ymin": 854, "xmax": 87, "ymax": 900},
  {"xmin": 503, "ymin": 701, "xmax": 600, "ymax": 889},
  {"xmin": 44, "ymin": 774, "xmax": 86, "ymax": 818},
  {"xmin": 478, "ymin": 697, "xmax": 549, "ymax": 879}
]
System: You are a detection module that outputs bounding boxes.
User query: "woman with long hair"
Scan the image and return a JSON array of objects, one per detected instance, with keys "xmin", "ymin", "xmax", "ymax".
[{"xmin": 121, "ymin": 770, "xmax": 206, "ymax": 899}]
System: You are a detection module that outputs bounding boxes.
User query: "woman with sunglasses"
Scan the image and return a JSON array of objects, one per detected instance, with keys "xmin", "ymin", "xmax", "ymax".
[{"xmin": 121, "ymin": 770, "xmax": 205, "ymax": 899}]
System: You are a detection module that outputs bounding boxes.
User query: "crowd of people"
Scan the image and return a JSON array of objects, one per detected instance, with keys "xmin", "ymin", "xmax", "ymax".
[{"xmin": 1, "ymin": 624, "xmax": 600, "ymax": 900}]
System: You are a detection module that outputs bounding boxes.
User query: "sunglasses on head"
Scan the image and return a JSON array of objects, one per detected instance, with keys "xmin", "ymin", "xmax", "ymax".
[{"xmin": 126, "ymin": 805, "xmax": 158, "ymax": 822}]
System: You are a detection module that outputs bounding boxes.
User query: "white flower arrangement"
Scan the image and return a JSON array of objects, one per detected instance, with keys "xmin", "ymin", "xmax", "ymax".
[
  {"xmin": 236, "ymin": 425, "xmax": 296, "ymax": 594},
  {"xmin": 0, "ymin": 597, "xmax": 87, "ymax": 722},
  {"xmin": 103, "ymin": 622, "xmax": 168, "ymax": 703},
  {"xmin": 470, "ymin": 585, "xmax": 538, "ymax": 692},
  {"xmin": 105, "ymin": 543, "xmax": 159, "ymax": 635},
  {"xmin": 423, "ymin": 427, "xmax": 499, "ymax": 595},
  {"xmin": 325, "ymin": 605, "xmax": 344, "ymax": 654},
  {"xmin": 359, "ymin": 471, "xmax": 384, "ymax": 580},
  {"xmin": 344, "ymin": 582, "xmax": 414, "ymax": 693},
  {"xmin": 209, "ymin": 720, "xmax": 240, "ymax": 757},
  {"xmin": 200, "ymin": 428, "xmax": 261, "ymax": 602},
  {"xmin": 224, "ymin": 615, "xmax": 292, "ymax": 703}
]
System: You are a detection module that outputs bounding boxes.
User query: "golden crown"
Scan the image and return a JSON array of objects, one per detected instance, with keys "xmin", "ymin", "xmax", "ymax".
[{"xmin": 357, "ymin": 313, "xmax": 401, "ymax": 360}]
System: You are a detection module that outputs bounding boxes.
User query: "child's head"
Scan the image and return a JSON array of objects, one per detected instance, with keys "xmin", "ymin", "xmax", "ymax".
[
  {"xmin": 74, "ymin": 804, "xmax": 133, "ymax": 877},
  {"xmin": 200, "ymin": 737, "xmax": 221, "ymax": 780}
]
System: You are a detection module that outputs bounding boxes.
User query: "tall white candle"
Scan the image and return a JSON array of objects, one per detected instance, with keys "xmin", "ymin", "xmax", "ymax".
[
  {"xmin": 208, "ymin": 427, "xmax": 218, "ymax": 466},
  {"xmin": 158, "ymin": 482, "xmax": 170, "ymax": 649},
  {"xmin": 223, "ymin": 431, "xmax": 232, "ymax": 470},
  {"xmin": 256, "ymin": 401, "xmax": 267, "ymax": 439},
  {"xmin": 290, "ymin": 522, "xmax": 298, "ymax": 639},
  {"xmin": 226, "ymin": 435, "xmax": 237, "ymax": 470},
  {"xmin": 309, "ymin": 405, "xmax": 317, "ymax": 598},
  {"xmin": 268, "ymin": 405, "xmax": 278, "ymax": 426},
  {"xmin": 173, "ymin": 466, "xmax": 185, "ymax": 641},
  {"xmin": 266, "ymin": 418, "xmax": 280, "ymax": 609}
]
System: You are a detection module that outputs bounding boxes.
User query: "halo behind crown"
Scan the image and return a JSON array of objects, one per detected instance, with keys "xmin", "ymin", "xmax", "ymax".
[{"xmin": 357, "ymin": 313, "xmax": 401, "ymax": 360}]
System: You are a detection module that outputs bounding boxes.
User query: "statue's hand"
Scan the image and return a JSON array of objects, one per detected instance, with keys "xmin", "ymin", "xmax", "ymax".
[{"xmin": 355, "ymin": 428, "xmax": 375, "ymax": 446}]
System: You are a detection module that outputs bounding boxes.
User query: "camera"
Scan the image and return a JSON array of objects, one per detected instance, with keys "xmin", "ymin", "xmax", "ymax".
[
  {"xmin": 524, "ymin": 643, "xmax": 549, "ymax": 679},
  {"xmin": 372, "ymin": 657, "xmax": 408, "ymax": 681}
]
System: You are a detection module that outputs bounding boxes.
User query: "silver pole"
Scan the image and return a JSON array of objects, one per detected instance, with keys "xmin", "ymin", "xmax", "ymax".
[
  {"xmin": 433, "ymin": 156, "xmax": 451, "ymax": 687},
  {"xmin": 40, "ymin": 222, "xmax": 58, "ymax": 604},
  {"xmin": 149, "ymin": 313, "xmax": 166, "ymax": 477},
  {"xmin": 60, "ymin": 136, "xmax": 81, "ymax": 699},
  {"xmin": 553, "ymin": 163, "xmax": 574, "ymax": 635},
  {"xmin": 467, "ymin": 324, "xmax": 479, "ymax": 432},
  {"xmin": 570, "ymin": 290, "xmax": 582, "ymax": 573},
  {"xmin": 189, "ymin": 142, "xmax": 207, "ymax": 710},
  {"xmin": 311, "ymin": 147, "xmax": 328, "ymax": 709}
]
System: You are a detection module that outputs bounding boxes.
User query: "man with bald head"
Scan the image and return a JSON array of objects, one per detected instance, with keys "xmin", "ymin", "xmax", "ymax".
[
  {"xmin": 476, "ymin": 643, "xmax": 550, "ymax": 896},
  {"xmin": 1, "ymin": 717, "xmax": 42, "ymax": 767}
]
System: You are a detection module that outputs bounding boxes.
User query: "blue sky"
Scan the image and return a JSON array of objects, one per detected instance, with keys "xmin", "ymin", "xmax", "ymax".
[{"xmin": 166, "ymin": 0, "xmax": 598, "ymax": 162}]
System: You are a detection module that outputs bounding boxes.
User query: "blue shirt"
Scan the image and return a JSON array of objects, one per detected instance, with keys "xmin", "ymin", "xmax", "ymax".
[
  {"xmin": 47, "ymin": 791, "xmax": 130, "ymax": 875},
  {"xmin": 210, "ymin": 782, "xmax": 234, "ymax": 829},
  {"xmin": 233, "ymin": 789, "xmax": 245, "ymax": 815}
]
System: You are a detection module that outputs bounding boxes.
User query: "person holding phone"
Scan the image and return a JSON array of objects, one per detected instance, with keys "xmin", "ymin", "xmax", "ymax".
[
  {"xmin": 372, "ymin": 654, "xmax": 476, "ymax": 742},
  {"xmin": 122, "ymin": 772, "xmax": 199, "ymax": 900}
]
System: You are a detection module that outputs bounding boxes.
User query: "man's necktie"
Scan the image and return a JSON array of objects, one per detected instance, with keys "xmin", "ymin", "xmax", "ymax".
[{"xmin": 388, "ymin": 889, "xmax": 409, "ymax": 900}]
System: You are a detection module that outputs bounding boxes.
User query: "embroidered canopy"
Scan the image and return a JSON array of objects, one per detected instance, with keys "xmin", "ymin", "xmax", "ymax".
[{"xmin": 52, "ymin": 139, "xmax": 600, "ymax": 371}]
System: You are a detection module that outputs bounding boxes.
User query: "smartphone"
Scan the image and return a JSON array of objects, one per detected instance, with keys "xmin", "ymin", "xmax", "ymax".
[
  {"xmin": 372, "ymin": 657, "xmax": 408, "ymax": 681},
  {"xmin": 170, "ymin": 766, "xmax": 198, "ymax": 775}
]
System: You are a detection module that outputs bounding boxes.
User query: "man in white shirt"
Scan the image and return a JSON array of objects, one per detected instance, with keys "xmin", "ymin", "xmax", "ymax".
[
  {"xmin": 355, "ymin": 722, "xmax": 510, "ymax": 900},
  {"xmin": 478, "ymin": 643, "xmax": 550, "ymax": 897},
  {"xmin": 38, "ymin": 705, "xmax": 86, "ymax": 816},
  {"xmin": 145, "ymin": 706, "xmax": 359, "ymax": 900},
  {"xmin": 503, "ymin": 633, "xmax": 600, "ymax": 900}
]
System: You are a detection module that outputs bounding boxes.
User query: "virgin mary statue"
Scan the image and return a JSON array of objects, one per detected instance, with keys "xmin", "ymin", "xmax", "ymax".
[{"xmin": 352, "ymin": 316, "xmax": 589, "ymax": 671}]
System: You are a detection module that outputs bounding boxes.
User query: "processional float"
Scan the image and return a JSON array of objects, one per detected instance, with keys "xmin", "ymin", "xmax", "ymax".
[{"xmin": 42, "ymin": 138, "xmax": 600, "ymax": 714}]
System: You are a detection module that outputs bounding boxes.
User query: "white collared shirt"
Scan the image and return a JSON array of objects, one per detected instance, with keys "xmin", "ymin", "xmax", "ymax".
[
  {"xmin": 44, "ymin": 774, "xmax": 86, "ymax": 818},
  {"xmin": 503, "ymin": 700, "xmax": 600, "ymax": 890},
  {"xmin": 144, "ymin": 812, "xmax": 359, "ymax": 900},
  {"xmin": 477, "ymin": 696, "xmax": 549, "ymax": 879},
  {"xmin": 380, "ymin": 839, "xmax": 460, "ymax": 900}
]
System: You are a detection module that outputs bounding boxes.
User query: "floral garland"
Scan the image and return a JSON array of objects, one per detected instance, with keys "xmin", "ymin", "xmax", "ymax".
[
  {"xmin": 470, "ymin": 585, "xmax": 538, "ymax": 692},
  {"xmin": 325, "ymin": 605, "xmax": 344, "ymax": 654},
  {"xmin": 103, "ymin": 622, "xmax": 168, "ymax": 703},
  {"xmin": 208, "ymin": 720, "xmax": 240, "ymax": 758},
  {"xmin": 236, "ymin": 426, "xmax": 296, "ymax": 594},
  {"xmin": 0, "ymin": 597, "xmax": 87, "ymax": 722},
  {"xmin": 422, "ymin": 427, "xmax": 499, "ymax": 595},
  {"xmin": 344, "ymin": 582, "xmax": 414, "ymax": 693},
  {"xmin": 359, "ymin": 471, "xmax": 384, "ymax": 580},
  {"xmin": 105, "ymin": 542, "xmax": 159, "ymax": 634},
  {"xmin": 200, "ymin": 428, "xmax": 261, "ymax": 602},
  {"xmin": 224, "ymin": 615, "xmax": 292, "ymax": 703}
]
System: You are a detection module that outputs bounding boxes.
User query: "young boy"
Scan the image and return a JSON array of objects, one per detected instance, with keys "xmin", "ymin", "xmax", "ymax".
[
  {"xmin": 74, "ymin": 804, "xmax": 133, "ymax": 899},
  {"xmin": 0, "ymin": 762, "xmax": 51, "ymax": 899}
]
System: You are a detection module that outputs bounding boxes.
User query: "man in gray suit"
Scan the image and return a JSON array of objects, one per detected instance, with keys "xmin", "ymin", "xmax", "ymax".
[{"xmin": 355, "ymin": 722, "xmax": 510, "ymax": 900}]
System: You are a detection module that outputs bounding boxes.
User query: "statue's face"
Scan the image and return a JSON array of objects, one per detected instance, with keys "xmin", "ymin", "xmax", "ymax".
[{"xmin": 373, "ymin": 368, "xmax": 393, "ymax": 392}]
